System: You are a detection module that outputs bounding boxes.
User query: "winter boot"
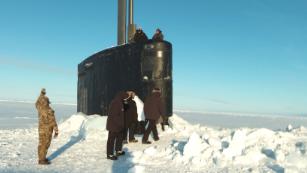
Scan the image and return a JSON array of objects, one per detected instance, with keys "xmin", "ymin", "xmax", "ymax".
[
  {"xmin": 116, "ymin": 151, "xmax": 125, "ymax": 156},
  {"xmin": 38, "ymin": 159, "xmax": 51, "ymax": 165},
  {"xmin": 129, "ymin": 139, "xmax": 138, "ymax": 143},
  {"xmin": 107, "ymin": 155, "xmax": 118, "ymax": 160},
  {"xmin": 142, "ymin": 140, "xmax": 152, "ymax": 144}
]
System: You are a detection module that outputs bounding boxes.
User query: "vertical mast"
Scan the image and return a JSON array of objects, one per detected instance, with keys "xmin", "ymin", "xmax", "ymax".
[
  {"xmin": 117, "ymin": 0, "xmax": 127, "ymax": 45},
  {"xmin": 128, "ymin": 0, "xmax": 136, "ymax": 42}
]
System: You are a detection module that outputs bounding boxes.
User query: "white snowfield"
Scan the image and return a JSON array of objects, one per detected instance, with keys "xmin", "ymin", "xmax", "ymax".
[{"xmin": 1, "ymin": 113, "xmax": 307, "ymax": 173}]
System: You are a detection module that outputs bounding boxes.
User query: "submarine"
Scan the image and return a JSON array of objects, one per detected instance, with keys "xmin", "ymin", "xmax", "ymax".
[{"xmin": 77, "ymin": 0, "xmax": 173, "ymax": 118}]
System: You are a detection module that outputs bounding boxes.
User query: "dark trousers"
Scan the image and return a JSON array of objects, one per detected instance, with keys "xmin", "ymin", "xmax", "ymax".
[
  {"xmin": 142, "ymin": 119, "xmax": 159, "ymax": 142},
  {"xmin": 124, "ymin": 122, "xmax": 137, "ymax": 141},
  {"xmin": 107, "ymin": 131, "xmax": 123, "ymax": 156}
]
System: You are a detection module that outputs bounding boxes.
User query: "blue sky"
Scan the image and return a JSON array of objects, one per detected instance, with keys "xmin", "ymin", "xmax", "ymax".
[{"xmin": 0, "ymin": 0, "xmax": 307, "ymax": 115}]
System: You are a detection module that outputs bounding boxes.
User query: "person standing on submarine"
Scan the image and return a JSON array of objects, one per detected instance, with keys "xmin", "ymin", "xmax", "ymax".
[
  {"xmin": 133, "ymin": 28, "xmax": 148, "ymax": 44},
  {"xmin": 152, "ymin": 28, "xmax": 164, "ymax": 42}
]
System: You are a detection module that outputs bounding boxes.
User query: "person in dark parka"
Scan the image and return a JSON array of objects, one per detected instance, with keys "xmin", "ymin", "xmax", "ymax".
[
  {"xmin": 133, "ymin": 28, "xmax": 148, "ymax": 44},
  {"xmin": 123, "ymin": 91, "xmax": 138, "ymax": 143},
  {"xmin": 142, "ymin": 88, "xmax": 165, "ymax": 144},
  {"xmin": 106, "ymin": 91, "xmax": 130, "ymax": 160},
  {"xmin": 152, "ymin": 28, "xmax": 164, "ymax": 42}
]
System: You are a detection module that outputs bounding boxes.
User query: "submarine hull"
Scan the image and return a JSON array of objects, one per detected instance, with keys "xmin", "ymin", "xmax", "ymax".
[{"xmin": 77, "ymin": 41, "xmax": 172, "ymax": 116}]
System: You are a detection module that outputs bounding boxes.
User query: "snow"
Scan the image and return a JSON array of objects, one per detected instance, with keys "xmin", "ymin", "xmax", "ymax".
[
  {"xmin": 128, "ymin": 165, "xmax": 145, "ymax": 173},
  {"xmin": 222, "ymin": 129, "xmax": 247, "ymax": 159},
  {"xmin": 287, "ymin": 124, "xmax": 293, "ymax": 132},
  {"xmin": 183, "ymin": 132, "xmax": 208, "ymax": 158},
  {"xmin": 177, "ymin": 111, "xmax": 307, "ymax": 130},
  {"xmin": 1, "ymin": 104, "xmax": 307, "ymax": 172},
  {"xmin": 59, "ymin": 113, "xmax": 87, "ymax": 133},
  {"xmin": 144, "ymin": 146, "xmax": 157, "ymax": 156}
]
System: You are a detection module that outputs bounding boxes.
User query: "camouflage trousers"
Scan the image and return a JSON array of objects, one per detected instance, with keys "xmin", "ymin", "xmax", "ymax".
[{"xmin": 38, "ymin": 126, "xmax": 53, "ymax": 161}]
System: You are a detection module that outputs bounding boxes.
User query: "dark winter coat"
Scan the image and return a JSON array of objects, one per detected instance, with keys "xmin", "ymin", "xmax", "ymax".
[
  {"xmin": 106, "ymin": 91, "xmax": 129, "ymax": 132},
  {"xmin": 133, "ymin": 30, "xmax": 148, "ymax": 43},
  {"xmin": 152, "ymin": 32, "xmax": 164, "ymax": 42},
  {"xmin": 144, "ymin": 92, "xmax": 165, "ymax": 121},
  {"xmin": 124, "ymin": 98, "xmax": 138, "ymax": 127}
]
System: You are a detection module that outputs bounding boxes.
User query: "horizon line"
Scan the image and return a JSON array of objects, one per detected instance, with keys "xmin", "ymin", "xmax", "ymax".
[{"xmin": 1, "ymin": 99, "xmax": 306, "ymax": 118}]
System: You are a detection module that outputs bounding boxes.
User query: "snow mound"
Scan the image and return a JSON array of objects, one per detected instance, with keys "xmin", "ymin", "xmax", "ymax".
[
  {"xmin": 59, "ymin": 113, "xmax": 87, "ymax": 133},
  {"xmin": 183, "ymin": 132, "xmax": 208, "ymax": 158},
  {"xmin": 168, "ymin": 114, "xmax": 191, "ymax": 132},
  {"xmin": 57, "ymin": 112, "xmax": 192, "ymax": 142},
  {"xmin": 222, "ymin": 129, "xmax": 247, "ymax": 159},
  {"xmin": 82, "ymin": 114, "xmax": 107, "ymax": 130},
  {"xmin": 81, "ymin": 114, "xmax": 108, "ymax": 140},
  {"xmin": 59, "ymin": 113, "xmax": 108, "ymax": 140},
  {"xmin": 286, "ymin": 124, "xmax": 293, "ymax": 132},
  {"xmin": 160, "ymin": 119, "xmax": 307, "ymax": 171},
  {"xmin": 207, "ymin": 137, "xmax": 221, "ymax": 149}
]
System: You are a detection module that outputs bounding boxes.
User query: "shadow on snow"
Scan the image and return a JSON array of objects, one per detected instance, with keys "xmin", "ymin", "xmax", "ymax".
[{"xmin": 48, "ymin": 122, "xmax": 85, "ymax": 161}]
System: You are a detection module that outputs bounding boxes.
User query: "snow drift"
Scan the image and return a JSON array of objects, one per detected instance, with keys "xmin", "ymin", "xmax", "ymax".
[{"xmin": 1, "ymin": 113, "xmax": 307, "ymax": 173}]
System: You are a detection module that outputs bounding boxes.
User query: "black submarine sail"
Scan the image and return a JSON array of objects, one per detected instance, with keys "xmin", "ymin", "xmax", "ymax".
[{"xmin": 77, "ymin": 0, "xmax": 173, "ymax": 117}]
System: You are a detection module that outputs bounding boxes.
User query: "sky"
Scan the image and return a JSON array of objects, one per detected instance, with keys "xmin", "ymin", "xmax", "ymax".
[{"xmin": 0, "ymin": 0, "xmax": 307, "ymax": 115}]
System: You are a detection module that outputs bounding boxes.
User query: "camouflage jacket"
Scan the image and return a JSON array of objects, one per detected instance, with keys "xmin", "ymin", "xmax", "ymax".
[
  {"xmin": 35, "ymin": 94, "xmax": 50, "ymax": 112},
  {"xmin": 36, "ymin": 94, "xmax": 57, "ymax": 129},
  {"xmin": 38, "ymin": 108, "xmax": 58, "ymax": 129}
]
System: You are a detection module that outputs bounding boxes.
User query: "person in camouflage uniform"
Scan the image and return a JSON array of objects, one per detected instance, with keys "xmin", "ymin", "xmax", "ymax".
[{"xmin": 35, "ymin": 88, "xmax": 58, "ymax": 165}]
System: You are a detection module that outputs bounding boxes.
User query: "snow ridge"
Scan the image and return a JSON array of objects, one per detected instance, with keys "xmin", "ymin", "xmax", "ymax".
[{"xmin": 1, "ymin": 113, "xmax": 307, "ymax": 172}]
